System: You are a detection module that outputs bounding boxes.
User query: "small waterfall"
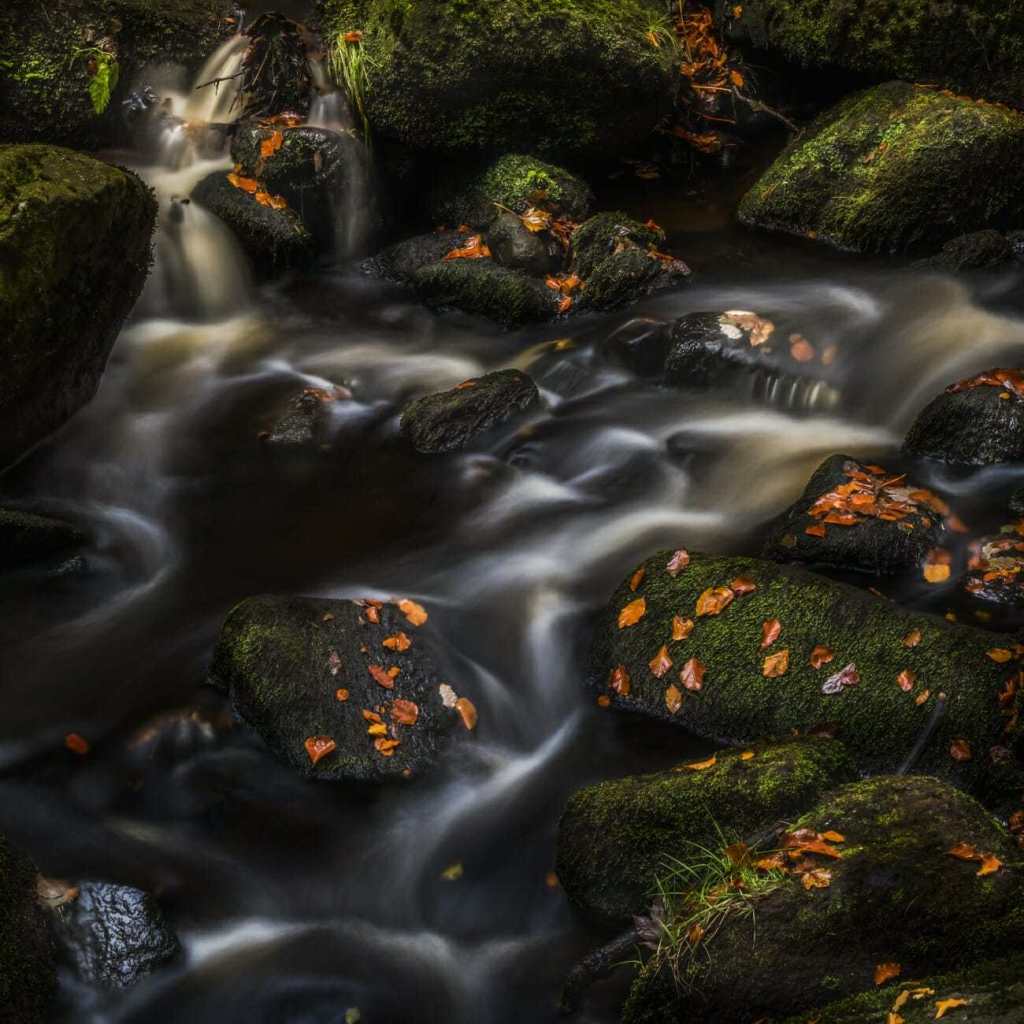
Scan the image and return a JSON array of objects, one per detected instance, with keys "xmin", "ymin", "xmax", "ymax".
[{"xmin": 180, "ymin": 34, "xmax": 248, "ymax": 124}]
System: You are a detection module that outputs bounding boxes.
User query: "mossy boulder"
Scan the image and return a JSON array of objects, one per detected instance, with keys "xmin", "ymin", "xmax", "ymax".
[
  {"xmin": 738, "ymin": 82, "xmax": 1024, "ymax": 254},
  {"xmin": 0, "ymin": 509, "xmax": 87, "ymax": 571},
  {"xmin": 903, "ymin": 369, "xmax": 1024, "ymax": 465},
  {"xmin": 429, "ymin": 154, "xmax": 594, "ymax": 231},
  {"xmin": 400, "ymin": 369, "xmax": 540, "ymax": 455},
  {"xmin": 555, "ymin": 738, "xmax": 856, "ymax": 926},
  {"xmin": 0, "ymin": 144, "xmax": 156, "ymax": 470},
  {"xmin": 591, "ymin": 551, "xmax": 1022, "ymax": 790},
  {"xmin": 315, "ymin": 1, "xmax": 675, "ymax": 159},
  {"xmin": 0, "ymin": 0, "xmax": 235, "ymax": 148},
  {"xmin": 917, "ymin": 230, "xmax": 1018, "ymax": 273},
  {"xmin": 0, "ymin": 836, "xmax": 56, "ymax": 1024},
  {"xmin": 623, "ymin": 775, "xmax": 1024, "ymax": 1024},
  {"xmin": 762, "ymin": 455, "xmax": 947, "ymax": 576},
  {"xmin": 570, "ymin": 212, "xmax": 663, "ymax": 278},
  {"xmin": 713, "ymin": 0, "xmax": 1024, "ymax": 110},
  {"xmin": 192, "ymin": 170, "xmax": 316, "ymax": 279},
  {"xmin": 210, "ymin": 595, "xmax": 464, "ymax": 783}
]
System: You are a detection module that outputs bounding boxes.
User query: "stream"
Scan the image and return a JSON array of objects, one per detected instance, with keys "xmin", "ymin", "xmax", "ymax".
[{"xmin": 4, "ymin": 29, "xmax": 1024, "ymax": 1024}]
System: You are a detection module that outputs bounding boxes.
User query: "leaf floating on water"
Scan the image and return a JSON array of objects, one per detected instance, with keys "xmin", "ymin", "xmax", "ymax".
[
  {"xmin": 391, "ymin": 699, "xmax": 419, "ymax": 725},
  {"xmin": 696, "ymin": 586, "xmax": 734, "ymax": 617},
  {"xmin": 762, "ymin": 649, "xmax": 789, "ymax": 678},
  {"xmin": 875, "ymin": 963, "xmax": 902, "ymax": 986},
  {"xmin": 903, "ymin": 629, "xmax": 923, "ymax": 648},
  {"xmin": 618, "ymin": 597, "xmax": 647, "ymax": 628},
  {"xmin": 383, "ymin": 632, "xmax": 412, "ymax": 651},
  {"xmin": 666, "ymin": 549, "xmax": 690, "ymax": 576},
  {"xmin": 609, "ymin": 664, "xmax": 632, "ymax": 696},
  {"xmin": 822, "ymin": 663, "xmax": 860, "ymax": 695},
  {"xmin": 665, "ymin": 683, "xmax": 683, "ymax": 714},
  {"xmin": 760, "ymin": 618, "xmax": 782, "ymax": 649},
  {"xmin": 680, "ymin": 657, "xmax": 705, "ymax": 692},
  {"xmin": 64, "ymin": 733, "xmax": 90, "ymax": 755},
  {"xmin": 441, "ymin": 862, "xmax": 464, "ymax": 881},
  {"xmin": 455, "ymin": 697, "xmax": 478, "ymax": 731},
  {"xmin": 934, "ymin": 998, "xmax": 969, "ymax": 1019},
  {"xmin": 649, "ymin": 645, "xmax": 673, "ymax": 678},
  {"xmin": 398, "ymin": 598, "xmax": 429, "ymax": 626},
  {"xmin": 897, "ymin": 669, "xmax": 916, "ymax": 692},
  {"xmin": 809, "ymin": 645, "xmax": 834, "ymax": 669},
  {"xmin": 672, "ymin": 615, "xmax": 694, "ymax": 641},
  {"xmin": 949, "ymin": 738, "xmax": 972, "ymax": 762},
  {"xmin": 304, "ymin": 736, "xmax": 336, "ymax": 765}
]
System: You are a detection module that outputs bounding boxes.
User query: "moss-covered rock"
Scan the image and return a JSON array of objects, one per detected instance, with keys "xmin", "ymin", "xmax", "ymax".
[
  {"xmin": 210, "ymin": 595, "xmax": 463, "ymax": 783},
  {"xmin": 714, "ymin": 0, "xmax": 1024, "ymax": 110},
  {"xmin": 0, "ymin": 836, "xmax": 56, "ymax": 1024},
  {"xmin": 570, "ymin": 211, "xmax": 663, "ymax": 278},
  {"xmin": 623, "ymin": 775, "xmax": 1024, "ymax": 1024},
  {"xmin": 555, "ymin": 738, "xmax": 856, "ymax": 926},
  {"xmin": 0, "ymin": 509, "xmax": 87, "ymax": 571},
  {"xmin": 0, "ymin": 144, "xmax": 156, "ymax": 470},
  {"xmin": 429, "ymin": 154, "xmax": 594, "ymax": 231},
  {"xmin": 0, "ymin": 0, "xmax": 235, "ymax": 148},
  {"xmin": 917, "ymin": 230, "xmax": 1018, "ymax": 272},
  {"xmin": 903, "ymin": 369, "xmax": 1024, "ymax": 465},
  {"xmin": 591, "ymin": 551, "xmax": 1022, "ymax": 790},
  {"xmin": 411, "ymin": 258, "xmax": 559, "ymax": 327},
  {"xmin": 191, "ymin": 170, "xmax": 316, "ymax": 279},
  {"xmin": 762, "ymin": 455, "xmax": 947, "ymax": 576},
  {"xmin": 315, "ymin": 1, "xmax": 675, "ymax": 159},
  {"xmin": 738, "ymin": 82, "xmax": 1024, "ymax": 254}
]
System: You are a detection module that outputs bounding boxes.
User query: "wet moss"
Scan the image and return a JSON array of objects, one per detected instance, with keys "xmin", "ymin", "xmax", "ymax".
[
  {"xmin": 555, "ymin": 738, "xmax": 856, "ymax": 925},
  {"xmin": 738, "ymin": 82, "xmax": 1024, "ymax": 254},
  {"xmin": 571, "ymin": 211, "xmax": 663, "ymax": 278}
]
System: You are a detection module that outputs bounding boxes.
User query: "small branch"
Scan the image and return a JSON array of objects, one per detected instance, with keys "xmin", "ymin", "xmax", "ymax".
[
  {"xmin": 898, "ymin": 692, "xmax": 947, "ymax": 775},
  {"xmin": 730, "ymin": 86, "xmax": 799, "ymax": 131},
  {"xmin": 194, "ymin": 70, "xmax": 244, "ymax": 91},
  {"xmin": 559, "ymin": 927, "xmax": 641, "ymax": 1015}
]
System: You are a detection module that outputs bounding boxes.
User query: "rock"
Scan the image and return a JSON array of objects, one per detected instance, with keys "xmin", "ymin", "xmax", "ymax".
[
  {"xmin": 762, "ymin": 455, "xmax": 947, "ymax": 575},
  {"xmin": 428, "ymin": 154, "xmax": 594, "ymax": 231},
  {"xmin": 400, "ymin": 369, "xmax": 540, "ymax": 455},
  {"xmin": 602, "ymin": 318, "xmax": 673, "ymax": 378},
  {"xmin": 738, "ymin": 82, "xmax": 1024, "ymax": 254},
  {"xmin": 917, "ymin": 230, "xmax": 1016, "ymax": 272},
  {"xmin": 411, "ymin": 259, "xmax": 559, "ymax": 328},
  {"xmin": 623, "ymin": 775, "xmax": 1024, "ymax": 1024},
  {"xmin": 904, "ymin": 369, "xmax": 1024, "ymax": 465},
  {"xmin": 0, "ymin": 509, "xmax": 88, "ymax": 571},
  {"xmin": 50, "ymin": 881, "xmax": 179, "ymax": 989},
  {"xmin": 314, "ymin": 2, "xmax": 675, "ymax": 160},
  {"xmin": 962, "ymin": 525, "xmax": 1024, "ymax": 608},
  {"xmin": 369, "ymin": 229, "xmax": 470, "ymax": 282},
  {"xmin": 263, "ymin": 385, "xmax": 352, "ymax": 449},
  {"xmin": 0, "ymin": 837, "xmax": 55, "ymax": 1024},
  {"xmin": 570, "ymin": 212, "xmax": 663, "ymax": 278},
  {"xmin": 210, "ymin": 595, "xmax": 464, "ymax": 783},
  {"xmin": 713, "ymin": 0, "xmax": 1024, "ymax": 110},
  {"xmin": 0, "ymin": 0, "xmax": 235, "ymax": 148},
  {"xmin": 591, "ymin": 551, "xmax": 1022, "ymax": 790},
  {"xmin": 782, "ymin": 953, "xmax": 1024, "ymax": 1024},
  {"xmin": 485, "ymin": 211, "xmax": 563, "ymax": 278},
  {"xmin": 555, "ymin": 738, "xmax": 856, "ymax": 926},
  {"xmin": 0, "ymin": 144, "xmax": 156, "ymax": 470},
  {"xmin": 192, "ymin": 170, "xmax": 316, "ymax": 279}
]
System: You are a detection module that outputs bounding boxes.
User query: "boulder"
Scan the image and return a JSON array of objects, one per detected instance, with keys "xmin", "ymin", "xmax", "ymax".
[
  {"xmin": 314, "ymin": 2, "xmax": 675, "ymax": 159},
  {"xmin": 903, "ymin": 369, "xmax": 1024, "ymax": 465},
  {"xmin": 917, "ymin": 230, "xmax": 1017, "ymax": 272},
  {"xmin": 210, "ymin": 595, "xmax": 466, "ymax": 783},
  {"xmin": 369, "ymin": 229, "xmax": 472, "ymax": 283},
  {"xmin": 0, "ymin": 509, "xmax": 87, "ymax": 571},
  {"xmin": 602, "ymin": 317, "xmax": 673, "ymax": 378},
  {"xmin": 555, "ymin": 738, "xmax": 856, "ymax": 926},
  {"xmin": 591, "ymin": 551, "xmax": 1022, "ymax": 790},
  {"xmin": 0, "ymin": 144, "xmax": 156, "ymax": 470},
  {"xmin": 762, "ymin": 455, "xmax": 948, "ymax": 575},
  {"xmin": 262, "ymin": 385, "xmax": 352, "ymax": 450},
  {"xmin": 400, "ymin": 369, "xmax": 540, "ymax": 455},
  {"xmin": 623, "ymin": 775, "xmax": 1024, "ymax": 1023},
  {"xmin": 738, "ymin": 82, "xmax": 1024, "ymax": 254},
  {"xmin": 0, "ymin": 0, "xmax": 235, "ymax": 148},
  {"xmin": 0, "ymin": 837, "xmax": 55, "ymax": 1024},
  {"xmin": 50, "ymin": 881, "xmax": 179, "ymax": 989},
  {"xmin": 570, "ymin": 212, "xmax": 663, "ymax": 278},
  {"xmin": 713, "ymin": 0, "xmax": 1024, "ymax": 110},
  {"xmin": 486, "ymin": 211, "xmax": 563, "ymax": 278},
  {"xmin": 192, "ymin": 170, "xmax": 316, "ymax": 279}
]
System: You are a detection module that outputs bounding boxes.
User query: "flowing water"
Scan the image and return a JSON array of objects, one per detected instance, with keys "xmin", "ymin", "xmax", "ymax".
[{"xmin": 5, "ymin": 40, "xmax": 1024, "ymax": 1024}]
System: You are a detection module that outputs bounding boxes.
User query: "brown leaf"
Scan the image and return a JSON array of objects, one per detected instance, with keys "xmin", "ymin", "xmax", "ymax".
[
  {"xmin": 260, "ymin": 129, "xmax": 285, "ymax": 159},
  {"xmin": 760, "ymin": 618, "xmax": 782, "ymax": 649},
  {"xmin": 903, "ymin": 629, "xmax": 923, "ymax": 648},
  {"xmin": 897, "ymin": 669, "xmax": 916, "ymax": 692},
  {"xmin": 680, "ymin": 657, "xmax": 705, "ymax": 692},
  {"xmin": 609, "ymin": 664, "xmax": 631, "ymax": 696},
  {"xmin": 763, "ymin": 649, "xmax": 789, "ymax": 678},
  {"xmin": 730, "ymin": 577, "xmax": 757, "ymax": 595},
  {"xmin": 383, "ymin": 632, "xmax": 412, "ymax": 651},
  {"xmin": 521, "ymin": 207, "xmax": 552, "ymax": 233},
  {"xmin": 672, "ymin": 615, "xmax": 694, "ymax": 641},
  {"xmin": 369, "ymin": 664, "xmax": 396, "ymax": 689},
  {"xmin": 630, "ymin": 567, "xmax": 646, "ymax": 592},
  {"xmin": 398, "ymin": 598, "xmax": 429, "ymax": 626},
  {"xmin": 618, "ymin": 597, "xmax": 647, "ymax": 628},
  {"xmin": 65, "ymin": 733, "xmax": 90, "ymax": 755},
  {"xmin": 915, "ymin": 688, "xmax": 932, "ymax": 705},
  {"xmin": 443, "ymin": 235, "xmax": 492, "ymax": 261},
  {"xmin": 875, "ymin": 963, "xmax": 902, "ymax": 986},
  {"xmin": 977, "ymin": 853, "xmax": 1002, "ymax": 876},
  {"xmin": 805, "ymin": 523, "xmax": 827, "ymax": 538},
  {"xmin": 374, "ymin": 737, "xmax": 400, "ymax": 757},
  {"xmin": 304, "ymin": 736, "xmax": 336, "ymax": 765},
  {"xmin": 362, "ymin": 708, "xmax": 383, "ymax": 724},
  {"xmin": 391, "ymin": 699, "xmax": 419, "ymax": 725},
  {"xmin": 227, "ymin": 172, "xmax": 259, "ymax": 194},
  {"xmin": 801, "ymin": 867, "xmax": 832, "ymax": 889},
  {"xmin": 934, "ymin": 998, "xmax": 969, "ymax": 1019},
  {"xmin": 948, "ymin": 842, "xmax": 979, "ymax": 861},
  {"xmin": 343, "ymin": 30, "xmax": 363, "ymax": 43},
  {"xmin": 335, "ymin": 688, "xmax": 349, "ymax": 702},
  {"xmin": 455, "ymin": 697, "xmax": 478, "ymax": 731},
  {"xmin": 949, "ymin": 738, "xmax": 973, "ymax": 762},
  {"xmin": 696, "ymin": 586, "xmax": 734, "ymax": 617},
  {"xmin": 596, "ymin": 694, "xmax": 611, "ymax": 708},
  {"xmin": 809, "ymin": 645, "xmax": 834, "ymax": 669},
  {"xmin": 665, "ymin": 683, "xmax": 683, "ymax": 714},
  {"xmin": 666, "ymin": 549, "xmax": 690, "ymax": 576},
  {"xmin": 987, "ymin": 648, "xmax": 1013, "ymax": 663},
  {"xmin": 678, "ymin": 755, "xmax": 717, "ymax": 771},
  {"xmin": 649, "ymin": 645, "xmax": 674, "ymax": 678}
]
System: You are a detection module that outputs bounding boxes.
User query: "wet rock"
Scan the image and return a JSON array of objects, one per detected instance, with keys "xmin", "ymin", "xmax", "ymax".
[
  {"xmin": 591, "ymin": 551, "xmax": 1022, "ymax": 790},
  {"xmin": 428, "ymin": 154, "xmax": 594, "ymax": 231},
  {"xmin": 315, "ymin": 4, "xmax": 675, "ymax": 160},
  {"xmin": 192, "ymin": 170, "xmax": 316, "ymax": 279},
  {"xmin": 917, "ymin": 229, "xmax": 1016, "ymax": 272},
  {"xmin": 411, "ymin": 259, "xmax": 558, "ymax": 328},
  {"xmin": 570, "ymin": 212, "xmax": 663, "ymax": 278},
  {"xmin": 0, "ymin": 838, "xmax": 55, "ymax": 1024},
  {"xmin": 486, "ymin": 211, "xmax": 563, "ymax": 278},
  {"xmin": 369, "ymin": 229, "xmax": 471, "ymax": 283},
  {"xmin": 555, "ymin": 738, "xmax": 856, "ymax": 926},
  {"xmin": 400, "ymin": 369, "xmax": 540, "ymax": 455},
  {"xmin": 581, "ymin": 248, "xmax": 689, "ymax": 312},
  {"xmin": 603, "ymin": 318, "xmax": 673, "ymax": 378},
  {"xmin": 962, "ymin": 525, "xmax": 1024, "ymax": 608},
  {"xmin": 903, "ymin": 368, "xmax": 1024, "ymax": 465},
  {"xmin": 623, "ymin": 775, "xmax": 1024, "ymax": 1024},
  {"xmin": 0, "ymin": 510, "xmax": 88, "ymax": 572},
  {"xmin": 1010, "ymin": 485, "xmax": 1024, "ymax": 518},
  {"xmin": 50, "ymin": 881, "xmax": 179, "ymax": 989},
  {"xmin": 0, "ymin": 145, "xmax": 156, "ymax": 470},
  {"xmin": 210, "ymin": 595, "xmax": 463, "ymax": 783},
  {"xmin": 263, "ymin": 385, "xmax": 352, "ymax": 449},
  {"xmin": 0, "ymin": 0, "xmax": 235, "ymax": 148},
  {"xmin": 738, "ymin": 82, "xmax": 1024, "ymax": 254},
  {"xmin": 762, "ymin": 455, "xmax": 948, "ymax": 575}
]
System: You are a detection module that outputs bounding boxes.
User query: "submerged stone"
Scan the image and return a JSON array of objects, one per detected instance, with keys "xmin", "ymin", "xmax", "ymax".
[
  {"xmin": 0, "ymin": 509, "xmax": 88, "ymax": 572},
  {"xmin": 738, "ymin": 82, "xmax": 1024, "ymax": 254},
  {"xmin": 400, "ymin": 369, "xmax": 540, "ymax": 455},
  {"xmin": 210, "ymin": 595, "xmax": 463, "ymax": 783},
  {"xmin": 555, "ymin": 738, "xmax": 856, "ymax": 926}
]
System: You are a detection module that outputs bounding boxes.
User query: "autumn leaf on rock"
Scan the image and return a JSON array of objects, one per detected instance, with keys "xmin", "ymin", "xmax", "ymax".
[
  {"xmin": 875, "ymin": 963, "xmax": 902, "ymax": 986},
  {"xmin": 666, "ymin": 549, "xmax": 690, "ymax": 576},
  {"xmin": 987, "ymin": 648, "xmax": 1013, "ymax": 663},
  {"xmin": 822, "ymin": 663, "xmax": 860, "ymax": 695},
  {"xmin": 369, "ymin": 664, "xmax": 396, "ymax": 689},
  {"xmin": 455, "ymin": 697, "xmax": 478, "ymax": 731},
  {"xmin": 260, "ymin": 129, "xmax": 285, "ymax": 159},
  {"xmin": 805, "ymin": 523, "xmax": 827, "ymax": 538},
  {"xmin": 915, "ymin": 688, "xmax": 931, "ymax": 705},
  {"xmin": 903, "ymin": 629, "xmax": 923, "ymax": 648},
  {"xmin": 227, "ymin": 172, "xmax": 259, "ymax": 193},
  {"xmin": 374, "ymin": 737, "xmax": 400, "ymax": 757},
  {"xmin": 335, "ymin": 688, "xmax": 349, "ymax": 702},
  {"xmin": 609, "ymin": 665, "xmax": 631, "ymax": 696},
  {"xmin": 304, "ymin": 736, "xmax": 336, "ymax": 765},
  {"xmin": 665, "ymin": 684, "xmax": 683, "ymax": 714},
  {"xmin": 809, "ymin": 645, "xmax": 834, "ymax": 669},
  {"xmin": 678, "ymin": 755, "xmax": 716, "ymax": 771},
  {"xmin": 696, "ymin": 586, "xmax": 734, "ymax": 617},
  {"xmin": 443, "ymin": 235, "xmax": 491, "ymax": 261},
  {"xmin": 801, "ymin": 868, "xmax": 832, "ymax": 889},
  {"xmin": 383, "ymin": 632, "xmax": 412, "ymax": 652},
  {"xmin": 949, "ymin": 738, "xmax": 972, "ymax": 762},
  {"xmin": 680, "ymin": 657, "xmax": 705, "ymax": 691},
  {"xmin": 924, "ymin": 549, "xmax": 952, "ymax": 583},
  {"xmin": 649, "ymin": 645, "xmax": 673, "ymax": 678},
  {"xmin": 948, "ymin": 842, "xmax": 979, "ymax": 861},
  {"xmin": 977, "ymin": 853, "xmax": 1002, "ymax": 876},
  {"xmin": 618, "ymin": 597, "xmax": 647, "ymax": 628},
  {"xmin": 629, "ymin": 567, "xmax": 646, "ymax": 592},
  {"xmin": 730, "ymin": 577, "xmax": 757, "ymax": 595},
  {"xmin": 398, "ymin": 598, "xmax": 429, "ymax": 626},
  {"xmin": 760, "ymin": 618, "xmax": 782, "ymax": 649},
  {"xmin": 521, "ymin": 207, "xmax": 552, "ymax": 233},
  {"xmin": 934, "ymin": 998, "xmax": 970, "ymax": 1019},
  {"xmin": 391, "ymin": 699, "xmax": 419, "ymax": 725},
  {"xmin": 897, "ymin": 669, "xmax": 916, "ymax": 692},
  {"xmin": 672, "ymin": 615, "xmax": 694, "ymax": 641},
  {"xmin": 762, "ymin": 650, "xmax": 789, "ymax": 678}
]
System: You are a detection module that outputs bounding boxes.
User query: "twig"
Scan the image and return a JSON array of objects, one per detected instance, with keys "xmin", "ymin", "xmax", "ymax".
[
  {"xmin": 898, "ymin": 692, "xmax": 947, "ymax": 774},
  {"xmin": 730, "ymin": 86, "xmax": 799, "ymax": 131},
  {"xmin": 194, "ymin": 70, "xmax": 244, "ymax": 90},
  {"xmin": 559, "ymin": 927, "xmax": 642, "ymax": 1015}
]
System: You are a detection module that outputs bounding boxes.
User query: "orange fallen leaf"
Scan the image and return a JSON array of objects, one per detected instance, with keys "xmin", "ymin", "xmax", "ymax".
[
  {"xmin": 809, "ymin": 644, "xmax": 834, "ymax": 669},
  {"xmin": 304, "ymin": 736, "xmax": 336, "ymax": 765},
  {"xmin": 365, "ymin": 605, "xmax": 380, "ymax": 624},
  {"xmin": 977, "ymin": 853, "xmax": 1002, "ymax": 876},
  {"xmin": 666, "ymin": 549, "xmax": 690, "ymax": 576},
  {"xmin": 343, "ymin": 30, "xmax": 363, "ymax": 43},
  {"xmin": 679, "ymin": 755, "xmax": 716, "ymax": 771},
  {"xmin": 383, "ymin": 631, "xmax": 412, "ymax": 652},
  {"xmin": 367, "ymin": 722, "xmax": 388, "ymax": 737},
  {"xmin": 672, "ymin": 615, "xmax": 694, "ymax": 641},
  {"xmin": 65, "ymin": 733, "xmax": 90, "ymax": 755},
  {"xmin": 665, "ymin": 683, "xmax": 683, "ymax": 714},
  {"xmin": 521, "ymin": 206, "xmax": 552, "ymax": 233},
  {"xmin": 924, "ymin": 549, "xmax": 952, "ymax": 583},
  {"xmin": 802, "ymin": 867, "xmax": 832, "ymax": 889},
  {"xmin": 696, "ymin": 586, "xmax": 734, "ymax": 617},
  {"xmin": 630, "ymin": 567, "xmax": 646, "ymax": 592},
  {"xmin": 443, "ymin": 235, "xmax": 491, "ymax": 261},
  {"xmin": 903, "ymin": 629, "xmax": 923, "ymax": 648},
  {"xmin": 729, "ymin": 68, "xmax": 745, "ymax": 88},
  {"xmin": 260, "ymin": 129, "xmax": 285, "ymax": 159},
  {"xmin": 227, "ymin": 172, "xmax": 259, "ymax": 193},
  {"xmin": 949, "ymin": 738, "xmax": 972, "ymax": 762},
  {"xmin": 609, "ymin": 664, "xmax": 631, "ymax": 696},
  {"xmin": 596, "ymin": 694, "xmax": 611, "ymax": 708},
  {"xmin": 618, "ymin": 597, "xmax": 647, "ymax": 628},
  {"xmin": 763, "ymin": 649, "xmax": 790, "ymax": 678},
  {"xmin": 915, "ymin": 688, "xmax": 931, "ymax": 705},
  {"xmin": 335, "ymin": 688, "xmax": 349, "ymax": 702},
  {"xmin": 934, "ymin": 998, "xmax": 969, "ymax": 1019},
  {"xmin": 897, "ymin": 669, "xmax": 916, "ymax": 692},
  {"xmin": 362, "ymin": 709, "xmax": 383, "ymax": 724},
  {"xmin": 649, "ymin": 645, "xmax": 673, "ymax": 678},
  {"xmin": 760, "ymin": 618, "xmax": 782, "ymax": 649},
  {"xmin": 398, "ymin": 598, "xmax": 428, "ymax": 626},
  {"xmin": 875, "ymin": 963, "xmax": 902, "ymax": 986},
  {"xmin": 391, "ymin": 699, "xmax": 419, "ymax": 725},
  {"xmin": 805, "ymin": 523, "xmax": 827, "ymax": 538},
  {"xmin": 687, "ymin": 922, "xmax": 705, "ymax": 944},
  {"xmin": 369, "ymin": 664, "xmax": 396, "ymax": 689},
  {"xmin": 680, "ymin": 657, "xmax": 705, "ymax": 692},
  {"xmin": 730, "ymin": 577, "xmax": 757, "ymax": 595},
  {"xmin": 948, "ymin": 842, "xmax": 979, "ymax": 861},
  {"xmin": 987, "ymin": 648, "xmax": 1013, "ymax": 663},
  {"xmin": 455, "ymin": 697, "xmax": 478, "ymax": 731},
  {"xmin": 820, "ymin": 830, "xmax": 845, "ymax": 843},
  {"xmin": 740, "ymin": 750, "xmax": 756, "ymax": 760},
  {"xmin": 374, "ymin": 736, "xmax": 400, "ymax": 756},
  {"xmin": 557, "ymin": 295, "xmax": 573, "ymax": 314}
]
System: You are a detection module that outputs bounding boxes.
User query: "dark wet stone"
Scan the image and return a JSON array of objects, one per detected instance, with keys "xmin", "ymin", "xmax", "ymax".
[
  {"xmin": 903, "ymin": 369, "xmax": 1024, "ymax": 465},
  {"xmin": 263, "ymin": 385, "xmax": 352, "ymax": 449},
  {"xmin": 210, "ymin": 596, "xmax": 464, "ymax": 783},
  {"xmin": 51, "ymin": 881, "xmax": 179, "ymax": 989},
  {"xmin": 602, "ymin": 317, "xmax": 673, "ymax": 377},
  {"xmin": 1010, "ymin": 484, "xmax": 1024, "ymax": 517},
  {"xmin": 962, "ymin": 526, "xmax": 1024, "ymax": 607},
  {"xmin": 580, "ymin": 248, "xmax": 689, "ymax": 312},
  {"xmin": 485, "ymin": 211, "xmax": 563, "ymax": 277},
  {"xmin": 917, "ymin": 229, "xmax": 1015, "ymax": 272},
  {"xmin": 369, "ymin": 230, "xmax": 471, "ymax": 283},
  {"xmin": 0, "ymin": 510, "xmax": 87, "ymax": 571},
  {"xmin": 570, "ymin": 211, "xmax": 664, "ymax": 278},
  {"xmin": 762, "ymin": 454, "xmax": 947, "ymax": 575},
  {"xmin": 192, "ymin": 171, "xmax": 316, "ymax": 279},
  {"xmin": 400, "ymin": 370, "xmax": 540, "ymax": 455}
]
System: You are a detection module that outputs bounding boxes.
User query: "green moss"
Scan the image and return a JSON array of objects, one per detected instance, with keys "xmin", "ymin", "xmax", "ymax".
[{"xmin": 738, "ymin": 82, "xmax": 1024, "ymax": 253}]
